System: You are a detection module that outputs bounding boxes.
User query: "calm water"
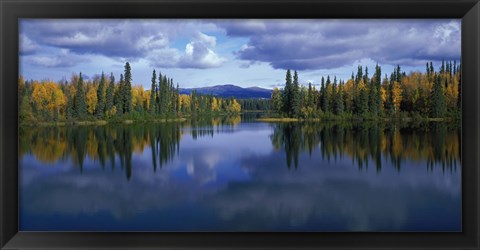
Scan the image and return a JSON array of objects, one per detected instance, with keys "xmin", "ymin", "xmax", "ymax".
[{"xmin": 19, "ymin": 117, "xmax": 461, "ymax": 231}]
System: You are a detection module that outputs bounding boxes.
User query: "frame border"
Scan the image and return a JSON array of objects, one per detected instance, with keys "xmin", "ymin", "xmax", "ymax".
[{"xmin": 1, "ymin": 0, "xmax": 479, "ymax": 249}]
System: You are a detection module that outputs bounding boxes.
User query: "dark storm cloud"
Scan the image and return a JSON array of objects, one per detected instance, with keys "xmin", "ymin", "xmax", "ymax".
[{"xmin": 227, "ymin": 19, "xmax": 461, "ymax": 70}]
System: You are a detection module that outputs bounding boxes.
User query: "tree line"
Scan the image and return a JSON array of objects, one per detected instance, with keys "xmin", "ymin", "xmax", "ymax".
[
  {"xmin": 271, "ymin": 60, "xmax": 461, "ymax": 119},
  {"xmin": 19, "ymin": 62, "xmax": 241, "ymax": 124}
]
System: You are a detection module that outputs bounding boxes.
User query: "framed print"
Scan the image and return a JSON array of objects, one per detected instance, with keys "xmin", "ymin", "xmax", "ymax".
[{"xmin": 1, "ymin": 0, "xmax": 479, "ymax": 249}]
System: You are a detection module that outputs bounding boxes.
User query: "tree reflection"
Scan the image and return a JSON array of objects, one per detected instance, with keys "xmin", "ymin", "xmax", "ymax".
[
  {"xmin": 20, "ymin": 116, "xmax": 241, "ymax": 179},
  {"xmin": 270, "ymin": 122, "xmax": 461, "ymax": 171},
  {"xmin": 19, "ymin": 118, "xmax": 460, "ymax": 178}
]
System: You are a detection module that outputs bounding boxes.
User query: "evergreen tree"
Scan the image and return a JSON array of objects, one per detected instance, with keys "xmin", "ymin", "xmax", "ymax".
[
  {"xmin": 430, "ymin": 74, "xmax": 446, "ymax": 118},
  {"xmin": 66, "ymin": 90, "xmax": 74, "ymax": 120},
  {"xmin": 320, "ymin": 79, "xmax": 329, "ymax": 113},
  {"xmin": 307, "ymin": 82, "xmax": 314, "ymax": 107},
  {"xmin": 356, "ymin": 65, "xmax": 363, "ymax": 85},
  {"xmin": 175, "ymin": 83, "xmax": 180, "ymax": 114},
  {"xmin": 363, "ymin": 66, "xmax": 369, "ymax": 85},
  {"xmin": 282, "ymin": 69, "xmax": 293, "ymax": 115},
  {"xmin": 75, "ymin": 73, "xmax": 87, "ymax": 119},
  {"xmin": 324, "ymin": 76, "xmax": 331, "ymax": 113},
  {"xmin": 384, "ymin": 74, "xmax": 394, "ymax": 114},
  {"xmin": 396, "ymin": 65, "xmax": 402, "ymax": 83},
  {"xmin": 95, "ymin": 72, "xmax": 106, "ymax": 119},
  {"xmin": 375, "ymin": 64, "xmax": 382, "ymax": 115},
  {"xmin": 358, "ymin": 88, "xmax": 368, "ymax": 115},
  {"xmin": 368, "ymin": 80, "xmax": 378, "ymax": 115},
  {"xmin": 334, "ymin": 83, "xmax": 344, "ymax": 115},
  {"xmin": 291, "ymin": 70, "xmax": 301, "ymax": 117},
  {"xmin": 123, "ymin": 62, "xmax": 133, "ymax": 113},
  {"xmin": 115, "ymin": 74, "xmax": 124, "ymax": 115},
  {"xmin": 105, "ymin": 73, "xmax": 115, "ymax": 115},
  {"xmin": 150, "ymin": 69, "xmax": 157, "ymax": 114},
  {"xmin": 156, "ymin": 73, "xmax": 162, "ymax": 114}
]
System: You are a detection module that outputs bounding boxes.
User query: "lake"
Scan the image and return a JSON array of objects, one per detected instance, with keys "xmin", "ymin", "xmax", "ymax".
[{"xmin": 19, "ymin": 117, "xmax": 461, "ymax": 231}]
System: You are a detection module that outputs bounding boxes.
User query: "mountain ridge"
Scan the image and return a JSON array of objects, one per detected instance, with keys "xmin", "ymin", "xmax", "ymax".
[{"xmin": 179, "ymin": 84, "xmax": 272, "ymax": 99}]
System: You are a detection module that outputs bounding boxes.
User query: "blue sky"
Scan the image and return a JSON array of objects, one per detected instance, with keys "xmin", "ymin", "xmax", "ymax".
[{"xmin": 19, "ymin": 19, "xmax": 461, "ymax": 89}]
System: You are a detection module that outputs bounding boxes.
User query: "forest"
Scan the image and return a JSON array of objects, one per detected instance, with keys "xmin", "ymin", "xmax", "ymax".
[
  {"xmin": 19, "ymin": 60, "xmax": 461, "ymax": 125},
  {"xmin": 19, "ymin": 62, "xmax": 242, "ymax": 125},
  {"xmin": 269, "ymin": 61, "xmax": 461, "ymax": 120}
]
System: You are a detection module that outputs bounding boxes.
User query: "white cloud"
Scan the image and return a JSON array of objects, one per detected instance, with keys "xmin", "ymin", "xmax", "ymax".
[{"xmin": 19, "ymin": 34, "xmax": 39, "ymax": 55}]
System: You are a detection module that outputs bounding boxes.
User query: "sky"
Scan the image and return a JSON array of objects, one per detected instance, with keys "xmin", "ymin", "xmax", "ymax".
[{"xmin": 19, "ymin": 19, "xmax": 461, "ymax": 90}]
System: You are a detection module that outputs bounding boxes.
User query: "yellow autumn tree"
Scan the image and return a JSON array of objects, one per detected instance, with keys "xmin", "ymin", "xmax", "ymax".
[
  {"xmin": 86, "ymin": 84, "xmax": 98, "ymax": 115},
  {"xmin": 211, "ymin": 97, "xmax": 220, "ymax": 112},
  {"xmin": 179, "ymin": 94, "xmax": 191, "ymax": 112},
  {"xmin": 227, "ymin": 99, "xmax": 241, "ymax": 113},
  {"xmin": 44, "ymin": 81, "xmax": 66, "ymax": 113},
  {"xmin": 132, "ymin": 85, "xmax": 145, "ymax": 110},
  {"xmin": 392, "ymin": 81, "xmax": 402, "ymax": 112},
  {"xmin": 32, "ymin": 81, "xmax": 48, "ymax": 111}
]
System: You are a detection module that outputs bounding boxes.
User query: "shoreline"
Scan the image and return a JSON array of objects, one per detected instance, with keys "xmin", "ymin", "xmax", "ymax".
[
  {"xmin": 256, "ymin": 117, "xmax": 457, "ymax": 123},
  {"xmin": 21, "ymin": 115, "xmax": 459, "ymax": 127}
]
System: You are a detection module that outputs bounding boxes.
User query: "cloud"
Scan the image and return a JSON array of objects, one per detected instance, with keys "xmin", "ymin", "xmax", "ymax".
[
  {"xmin": 19, "ymin": 34, "xmax": 39, "ymax": 55},
  {"xmin": 177, "ymin": 32, "xmax": 226, "ymax": 68},
  {"xmin": 218, "ymin": 20, "xmax": 267, "ymax": 36},
  {"xmin": 28, "ymin": 49, "xmax": 89, "ymax": 68},
  {"xmin": 147, "ymin": 32, "xmax": 226, "ymax": 69},
  {"xmin": 20, "ymin": 20, "xmax": 225, "ymax": 69},
  {"xmin": 226, "ymin": 19, "xmax": 461, "ymax": 70}
]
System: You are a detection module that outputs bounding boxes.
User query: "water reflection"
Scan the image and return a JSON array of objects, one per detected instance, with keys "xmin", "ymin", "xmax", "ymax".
[
  {"xmin": 20, "ymin": 119, "xmax": 460, "ymax": 177},
  {"xmin": 19, "ymin": 116, "xmax": 242, "ymax": 179},
  {"xmin": 271, "ymin": 122, "xmax": 460, "ymax": 171},
  {"xmin": 19, "ymin": 118, "xmax": 461, "ymax": 231}
]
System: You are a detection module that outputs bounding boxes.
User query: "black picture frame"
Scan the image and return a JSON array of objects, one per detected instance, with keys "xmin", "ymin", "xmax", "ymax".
[{"xmin": 1, "ymin": 0, "xmax": 479, "ymax": 249}]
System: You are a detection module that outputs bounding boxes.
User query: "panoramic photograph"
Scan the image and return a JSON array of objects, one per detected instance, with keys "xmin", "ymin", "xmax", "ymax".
[{"xmin": 18, "ymin": 19, "xmax": 461, "ymax": 231}]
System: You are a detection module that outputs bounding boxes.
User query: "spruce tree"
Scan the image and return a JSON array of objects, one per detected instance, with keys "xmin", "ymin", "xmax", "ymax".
[
  {"xmin": 291, "ymin": 70, "xmax": 301, "ymax": 117},
  {"xmin": 368, "ymin": 80, "xmax": 378, "ymax": 115},
  {"xmin": 155, "ymin": 72, "xmax": 163, "ymax": 114},
  {"xmin": 105, "ymin": 73, "xmax": 115, "ymax": 116},
  {"xmin": 175, "ymin": 83, "xmax": 180, "ymax": 114},
  {"xmin": 95, "ymin": 72, "xmax": 106, "ymax": 119},
  {"xmin": 115, "ymin": 74, "xmax": 124, "ymax": 115},
  {"xmin": 323, "ymin": 76, "xmax": 331, "ymax": 113},
  {"xmin": 320, "ymin": 80, "xmax": 328, "ymax": 113},
  {"xmin": 75, "ymin": 73, "xmax": 87, "ymax": 119},
  {"xmin": 150, "ymin": 69, "xmax": 157, "ymax": 114},
  {"xmin": 375, "ymin": 64, "xmax": 382, "ymax": 116},
  {"xmin": 396, "ymin": 65, "xmax": 402, "ymax": 83},
  {"xmin": 384, "ymin": 74, "xmax": 394, "ymax": 114},
  {"xmin": 66, "ymin": 89, "xmax": 74, "ymax": 120},
  {"xmin": 430, "ymin": 74, "xmax": 446, "ymax": 118},
  {"xmin": 359, "ymin": 88, "xmax": 368, "ymax": 115},
  {"xmin": 283, "ymin": 69, "xmax": 293, "ymax": 115},
  {"xmin": 307, "ymin": 82, "xmax": 314, "ymax": 107},
  {"xmin": 123, "ymin": 62, "xmax": 133, "ymax": 113},
  {"xmin": 334, "ymin": 83, "xmax": 344, "ymax": 115}
]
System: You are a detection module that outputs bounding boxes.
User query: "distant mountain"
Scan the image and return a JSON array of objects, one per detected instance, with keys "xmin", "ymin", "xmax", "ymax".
[{"xmin": 179, "ymin": 84, "xmax": 272, "ymax": 99}]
